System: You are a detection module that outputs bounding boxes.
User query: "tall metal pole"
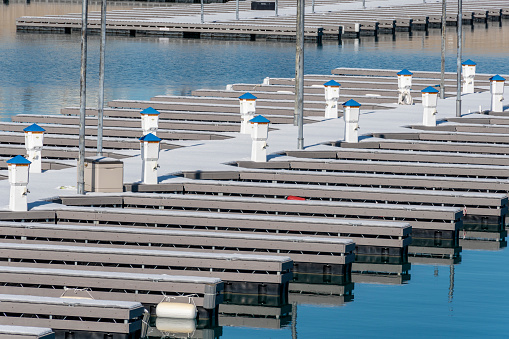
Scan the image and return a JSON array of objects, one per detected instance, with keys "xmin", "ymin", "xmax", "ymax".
[
  {"xmin": 440, "ymin": 0, "xmax": 446, "ymax": 99},
  {"xmin": 78, "ymin": 0, "xmax": 88, "ymax": 195},
  {"xmin": 201, "ymin": 0, "xmax": 204, "ymax": 24},
  {"xmin": 295, "ymin": 0, "xmax": 304, "ymax": 149},
  {"xmin": 456, "ymin": 0, "xmax": 462, "ymax": 117},
  {"xmin": 236, "ymin": 0, "xmax": 239, "ymax": 20},
  {"xmin": 291, "ymin": 302, "xmax": 297, "ymax": 339},
  {"xmin": 275, "ymin": 0, "xmax": 278, "ymax": 16},
  {"xmin": 312, "ymin": 0, "xmax": 315, "ymax": 14},
  {"xmin": 97, "ymin": 0, "xmax": 106, "ymax": 156}
]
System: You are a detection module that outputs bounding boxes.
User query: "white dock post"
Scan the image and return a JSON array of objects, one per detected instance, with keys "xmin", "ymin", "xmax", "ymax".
[
  {"xmin": 397, "ymin": 69, "xmax": 413, "ymax": 105},
  {"xmin": 342, "ymin": 99, "xmax": 361, "ymax": 143},
  {"xmin": 249, "ymin": 115, "xmax": 270, "ymax": 162},
  {"xmin": 490, "ymin": 75, "xmax": 506, "ymax": 113},
  {"xmin": 324, "ymin": 80, "xmax": 341, "ymax": 119},
  {"xmin": 23, "ymin": 124, "xmax": 45, "ymax": 174},
  {"xmin": 461, "ymin": 59, "xmax": 477, "ymax": 94},
  {"xmin": 421, "ymin": 86, "xmax": 439, "ymax": 127},
  {"xmin": 239, "ymin": 93, "xmax": 257, "ymax": 134},
  {"xmin": 139, "ymin": 133, "xmax": 161, "ymax": 185},
  {"xmin": 7, "ymin": 155, "xmax": 31, "ymax": 212},
  {"xmin": 140, "ymin": 107, "xmax": 160, "ymax": 136}
]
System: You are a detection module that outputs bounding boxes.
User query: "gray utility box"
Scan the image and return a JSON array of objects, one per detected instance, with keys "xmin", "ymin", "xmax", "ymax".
[{"xmin": 84, "ymin": 156, "xmax": 124, "ymax": 193}]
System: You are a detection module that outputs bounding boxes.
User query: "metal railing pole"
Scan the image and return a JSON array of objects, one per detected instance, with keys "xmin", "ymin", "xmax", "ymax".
[
  {"xmin": 456, "ymin": 0, "xmax": 462, "ymax": 117},
  {"xmin": 440, "ymin": 0, "xmax": 446, "ymax": 99},
  {"xmin": 78, "ymin": 0, "xmax": 88, "ymax": 195},
  {"xmin": 97, "ymin": 0, "xmax": 106, "ymax": 156},
  {"xmin": 295, "ymin": 0, "xmax": 305, "ymax": 150}
]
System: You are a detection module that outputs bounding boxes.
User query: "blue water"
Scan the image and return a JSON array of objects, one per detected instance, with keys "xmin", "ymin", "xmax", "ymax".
[{"xmin": 1, "ymin": 4, "xmax": 509, "ymax": 338}]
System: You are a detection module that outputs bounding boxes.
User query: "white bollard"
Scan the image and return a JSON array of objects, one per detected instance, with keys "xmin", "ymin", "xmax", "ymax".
[
  {"xmin": 461, "ymin": 59, "xmax": 477, "ymax": 94},
  {"xmin": 397, "ymin": 69, "xmax": 413, "ymax": 105},
  {"xmin": 490, "ymin": 75, "xmax": 506, "ymax": 113},
  {"xmin": 140, "ymin": 107, "xmax": 160, "ymax": 136},
  {"xmin": 23, "ymin": 123, "xmax": 45, "ymax": 174},
  {"xmin": 323, "ymin": 80, "xmax": 341, "ymax": 119},
  {"xmin": 421, "ymin": 86, "xmax": 439, "ymax": 127},
  {"xmin": 249, "ymin": 115, "xmax": 270, "ymax": 162},
  {"xmin": 239, "ymin": 93, "xmax": 257, "ymax": 134},
  {"xmin": 139, "ymin": 133, "xmax": 161, "ymax": 185},
  {"xmin": 342, "ymin": 99, "xmax": 361, "ymax": 143},
  {"xmin": 7, "ymin": 155, "xmax": 31, "ymax": 212}
]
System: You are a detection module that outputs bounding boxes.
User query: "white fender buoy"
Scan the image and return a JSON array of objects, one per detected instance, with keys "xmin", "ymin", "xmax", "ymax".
[
  {"xmin": 156, "ymin": 317, "xmax": 197, "ymax": 333},
  {"xmin": 156, "ymin": 302, "xmax": 197, "ymax": 319}
]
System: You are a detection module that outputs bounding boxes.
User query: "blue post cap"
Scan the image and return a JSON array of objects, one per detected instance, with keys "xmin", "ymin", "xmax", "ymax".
[
  {"xmin": 23, "ymin": 123, "xmax": 46, "ymax": 133},
  {"xmin": 421, "ymin": 86, "xmax": 440, "ymax": 93},
  {"xmin": 140, "ymin": 107, "xmax": 160, "ymax": 115},
  {"xmin": 6, "ymin": 155, "xmax": 31, "ymax": 165},
  {"xmin": 343, "ymin": 99, "xmax": 361, "ymax": 107},
  {"xmin": 249, "ymin": 115, "xmax": 270, "ymax": 124},
  {"xmin": 139, "ymin": 133, "xmax": 161, "ymax": 142},
  {"xmin": 239, "ymin": 93, "xmax": 257, "ymax": 100},
  {"xmin": 324, "ymin": 80, "xmax": 341, "ymax": 87},
  {"xmin": 397, "ymin": 69, "xmax": 413, "ymax": 76},
  {"xmin": 490, "ymin": 75, "xmax": 506, "ymax": 81},
  {"xmin": 462, "ymin": 59, "xmax": 477, "ymax": 66}
]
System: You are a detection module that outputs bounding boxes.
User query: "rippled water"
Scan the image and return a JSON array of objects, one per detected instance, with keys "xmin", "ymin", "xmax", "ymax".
[{"xmin": 1, "ymin": 3, "xmax": 509, "ymax": 338}]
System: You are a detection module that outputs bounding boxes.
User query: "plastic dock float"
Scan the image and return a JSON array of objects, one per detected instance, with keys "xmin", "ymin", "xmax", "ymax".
[
  {"xmin": 0, "ymin": 294, "xmax": 144, "ymax": 337},
  {"xmin": 0, "ymin": 265, "xmax": 223, "ymax": 314},
  {"xmin": 0, "ymin": 221, "xmax": 355, "ymax": 285},
  {"xmin": 0, "ymin": 325, "xmax": 54, "ymax": 339}
]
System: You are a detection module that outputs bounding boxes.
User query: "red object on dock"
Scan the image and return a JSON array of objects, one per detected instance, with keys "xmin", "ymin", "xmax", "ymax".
[{"xmin": 286, "ymin": 195, "xmax": 306, "ymax": 201}]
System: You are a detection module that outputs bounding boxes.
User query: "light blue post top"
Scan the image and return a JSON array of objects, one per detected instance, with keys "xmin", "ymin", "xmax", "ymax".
[
  {"xmin": 343, "ymin": 99, "xmax": 361, "ymax": 107},
  {"xmin": 323, "ymin": 80, "xmax": 341, "ymax": 87},
  {"xmin": 239, "ymin": 92, "xmax": 257, "ymax": 100},
  {"xmin": 23, "ymin": 123, "xmax": 46, "ymax": 133},
  {"xmin": 139, "ymin": 133, "xmax": 161, "ymax": 142},
  {"xmin": 490, "ymin": 75, "xmax": 506, "ymax": 81},
  {"xmin": 249, "ymin": 115, "xmax": 270, "ymax": 124},
  {"xmin": 462, "ymin": 59, "xmax": 477, "ymax": 66},
  {"xmin": 421, "ymin": 86, "xmax": 440, "ymax": 93},
  {"xmin": 6, "ymin": 155, "xmax": 31, "ymax": 165},
  {"xmin": 397, "ymin": 69, "xmax": 413, "ymax": 76},
  {"xmin": 140, "ymin": 107, "xmax": 160, "ymax": 115}
]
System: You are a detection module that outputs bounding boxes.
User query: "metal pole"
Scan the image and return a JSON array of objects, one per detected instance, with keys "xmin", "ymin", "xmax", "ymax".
[
  {"xmin": 201, "ymin": 0, "xmax": 204, "ymax": 24},
  {"xmin": 295, "ymin": 0, "xmax": 305, "ymax": 149},
  {"xmin": 448, "ymin": 264, "xmax": 455, "ymax": 303},
  {"xmin": 363, "ymin": 0, "xmax": 365, "ymax": 9},
  {"xmin": 275, "ymin": 0, "xmax": 278, "ymax": 17},
  {"xmin": 312, "ymin": 0, "xmax": 315, "ymax": 14},
  {"xmin": 440, "ymin": 0, "xmax": 446, "ymax": 99},
  {"xmin": 456, "ymin": 0, "xmax": 462, "ymax": 117},
  {"xmin": 78, "ymin": 0, "xmax": 88, "ymax": 195},
  {"xmin": 236, "ymin": 0, "xmax": 239, "ymax": 20},
  {"xmin": 97, "ymin": 0, "xmax": 106, "ymax": 156}
]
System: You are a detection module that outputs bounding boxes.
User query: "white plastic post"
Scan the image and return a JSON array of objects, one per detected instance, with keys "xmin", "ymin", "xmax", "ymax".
[
  {"xmin": 140, "ymin": 107, "xmax": 160, "ymax": 136},
  {"xmin": 249, "ymin": 115, "xmax": 270, "ymax": 162},
  {"xmin": 23, "ymin": 124, "xmax": 45, "ymax": 174},
  {"xmin": 462, "ymin": 60, "xmax": 477, "ymax": 94},
  {"xmin": 343, "ymin": 100, "xmax": 361, "ymax": 143},
  {"xmin": 397, "ymin": 69, "xmax": 413, "ymax": 105},
  {"xmin": 139, "ymin": 133, "xmax": 161, "ymax": 185},
  {"xmin": 421, "ymin": 86, "xmax": 439, "ymax": 126},
  {"xmin": 323, "ymin": 80, "xmax": 341, "ymax": 119},
  {"xmin": 490, "ymin": 75, "xmax": 505, "ymax": 113},
  {"xmin": 7, "ymin": 155, "xmax": 31, "ymax": 212},
  {"xmin": 239, "ymin": 93, "xmax": 257, "ymax": 134}
]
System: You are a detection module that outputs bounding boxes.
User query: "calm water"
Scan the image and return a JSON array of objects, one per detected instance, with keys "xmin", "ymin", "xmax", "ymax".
[{"xmin": 1, "ymin": 3, "xmax": 509, "ymax": 338}]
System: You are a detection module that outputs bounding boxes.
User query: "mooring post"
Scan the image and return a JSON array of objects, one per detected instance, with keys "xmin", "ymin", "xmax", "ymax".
[
  {"xmin": 461, "ymin": 59, "xmax": 476, "ymax": 94},
  {"xmin": 23, "ymin": 124, "xmax": 45, "ymax": 174},
  {"xmin": 324, "ymin": 80, "xmax": 341, "ymax": 118},
  {"xmin": 343, "ymin": 99, "xmax": 361, "ymax": 143},
  {"xmin": 295, "ymin": 0, "xmax": 305, "ymax": 149},
  {"xmin": 78, "ymin": 0, "xmax": 89, "ymax": 195},
  {"xmin": 249, "ymin": 115, "xmax": 270, "ymax": 162},
  {"xmin": 97, "ymin": 0, "xmax": 107, "ymax": 157},
  {"xmin": 440, "ymin": 0, "xmax": 446, "ymax": 99},
  {"xmin": 456, "ymin": 0, "xmax": 462, "ymax": 117}
]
